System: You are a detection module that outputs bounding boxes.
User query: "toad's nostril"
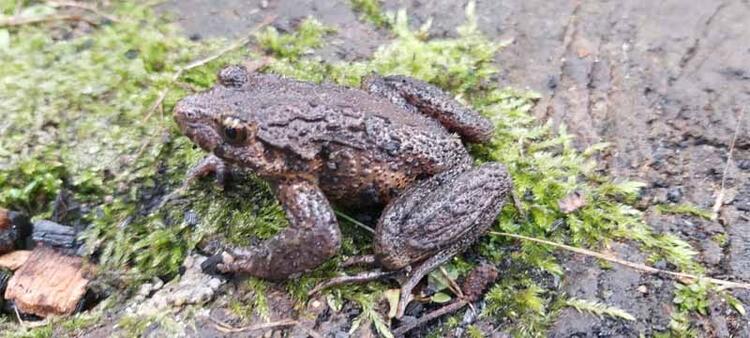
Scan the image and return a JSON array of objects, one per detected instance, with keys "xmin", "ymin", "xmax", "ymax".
[{"xmin": 174, "ymin": 102, "xmax": 197, "ymax": 122}]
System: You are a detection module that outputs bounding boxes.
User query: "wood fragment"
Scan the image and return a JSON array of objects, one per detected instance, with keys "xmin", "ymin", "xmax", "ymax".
[
  {"xmin": 4, "ymin": 246, "xmax": 90, "ymax": 317},
  {"xmin": 32, "ymin": 220, "xmax": 78, "ymax": 249},
  {"xmin": 0, "ymin": 250, "xmax": 32, "ymax": 270}
]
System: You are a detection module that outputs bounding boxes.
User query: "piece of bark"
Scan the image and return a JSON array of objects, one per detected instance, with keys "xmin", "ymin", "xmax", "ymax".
[
  {"xmin": 4, "ymin": 246, "xmax": 89, "ymax": 317},
  {"xmin": 0, "ymin": 250, "xmax": 32, "ymax": 270},
  {"xmin": 32, "ymin": 220, "xmax": 78, "ymax": 249}
]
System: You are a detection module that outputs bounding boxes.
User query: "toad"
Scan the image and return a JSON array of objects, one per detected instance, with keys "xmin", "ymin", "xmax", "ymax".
[{"xmin": 173, "ymin": 65, "xmax": 512, "ymax": 316}]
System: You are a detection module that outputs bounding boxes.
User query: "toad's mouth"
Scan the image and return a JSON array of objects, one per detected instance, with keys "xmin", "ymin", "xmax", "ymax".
[
  {"xmin": 182, "ymin": 123, "xmax": 221, "ymax": 153},
  {"xmin": 173, "ymin": 99, "xmax": 222, "ymax": 153}
]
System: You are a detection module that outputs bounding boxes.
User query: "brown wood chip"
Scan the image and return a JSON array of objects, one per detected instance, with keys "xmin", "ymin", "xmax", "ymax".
[
  {"xmin": 4, "ymin": 246, "xmax": 89, "ymax": 317},
  {"xmin": 0, "ymin": 250, "xmax": 32, "ymax": 270}
]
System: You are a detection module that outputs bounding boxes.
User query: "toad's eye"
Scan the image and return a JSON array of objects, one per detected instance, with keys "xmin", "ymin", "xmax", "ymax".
[{"xmin": 222, "ymin": 126, "xmax": 246, "ymax": 144}]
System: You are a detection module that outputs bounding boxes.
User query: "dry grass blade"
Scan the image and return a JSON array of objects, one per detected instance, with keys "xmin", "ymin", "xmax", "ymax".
[
  {"xmin": 439, "ymin": 266, "xmax": 464, "ymax": 298},
  {"xmin": 47, "ymin": 1, "xmax": 119, "ymax": 22},
  {"xmin": 210, "ymin": 317, "xmax": 298, "ymax": 333},
  {"xmin": 712, "ymin": 107, "xmax": 744, "ymax": 220},
  {"xmin": 490, "ymin": 231, "xmax": 750, "ymax": 290},
  {"xmin": 0, "ymin": 14, "xmax": 97, "ymax": 27}
]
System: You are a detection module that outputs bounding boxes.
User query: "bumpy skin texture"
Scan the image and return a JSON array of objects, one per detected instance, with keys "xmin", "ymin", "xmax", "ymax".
[{"xmin": 173, "ymin": 65, "xmax": 511, "ymax": 287}]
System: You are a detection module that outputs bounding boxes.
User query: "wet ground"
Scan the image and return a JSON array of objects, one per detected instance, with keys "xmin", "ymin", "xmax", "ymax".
[{"xmin": 157, "ymin": 0, "xmax": 750, "ymax": 336}]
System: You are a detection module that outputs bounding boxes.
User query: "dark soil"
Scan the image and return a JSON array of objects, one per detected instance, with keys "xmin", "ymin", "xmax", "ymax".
[{"xmin": 156, "ymin": 0, "xmax": 750, "ymax": 336}]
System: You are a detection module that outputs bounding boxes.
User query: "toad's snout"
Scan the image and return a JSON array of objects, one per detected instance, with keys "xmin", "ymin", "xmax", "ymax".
[{"xmin": 173, "ymin": 98, "xmax": 221, "ymax": 152}]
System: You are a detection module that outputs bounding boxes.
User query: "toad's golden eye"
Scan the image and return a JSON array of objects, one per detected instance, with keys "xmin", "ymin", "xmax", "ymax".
[
  {"xmin": 222, "ymin": 126, "xmax": 246, "ymax": 144},
  {"xmin": 220, "ymin": 116, "xmax": 247, "ymax": 144}
]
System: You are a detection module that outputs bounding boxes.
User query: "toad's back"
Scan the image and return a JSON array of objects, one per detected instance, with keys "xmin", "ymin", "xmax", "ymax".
[{"xmin": 239, "ymin": 73, "xmax": 471, "ymax": 206}]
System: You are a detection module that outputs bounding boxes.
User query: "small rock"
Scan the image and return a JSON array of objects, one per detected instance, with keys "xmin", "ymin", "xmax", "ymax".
[
  {"xmin": 666, "ymin": 187, "xmax": 683, "ymax": 203},
  {"xmin": 131, "ymin": 254, "xmax": 225, "ymax": 316},
  {"xmin": 653, "ymin": 259, "xmax": 667, "ymax": 269},
  {"xmin": 738, "ymin": 159, "xmax": 750, "ymax": 170},
  {"xmin": 651, "ymin": 279, "xmax": 664, "ymax": 289},
  {"xmin": 637, "ymin": 285, "xmax": 648, "ymax": 294},
  {"xmin": 652, "ymin": 179, "xmax": 668, "ymax": 188}
]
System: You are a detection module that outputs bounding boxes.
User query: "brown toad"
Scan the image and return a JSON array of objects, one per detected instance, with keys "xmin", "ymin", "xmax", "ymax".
[{"xmin": 173, "ymin": 65, "xmax": 512, "ymax": 316}]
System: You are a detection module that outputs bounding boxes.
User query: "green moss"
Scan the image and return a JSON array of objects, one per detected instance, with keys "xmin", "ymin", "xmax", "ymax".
[
  {"xmin": 712, "ymin": 233, "xmax": 728, "ymax": 247},
  {"xmin": 2, "ymin": 326, "xmax": 53, "ymax": 338},
  {"xmin": 466, "ymin": 325, "xmax": 486, "ymax": 338},
  {"xmin": 350, "ymin": 0, "xmax": 391, "ymax": 28},
  {"xmin": 565, "ymin": 297, "xmax": 635, "ymax": 321},
  {"xmin": 229, "ymin": 277, "xmax": 271, "ymax": 322},
  {"xmin": 673, "ymin": 280, "xmax": 710, "ymax": 316},
  {"xmin": 482, "ymin": 277, "xmax": 558, "ymax": 336},
  {"xmin": 257, "ymin": 18, "xmax": 333, "ymax": 61},
  {"xmin": 655, "ymin": 203, "xmax": 713, "ymax": 220}
]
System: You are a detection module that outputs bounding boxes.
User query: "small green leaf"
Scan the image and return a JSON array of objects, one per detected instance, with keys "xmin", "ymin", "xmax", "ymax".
[
  {"xmin": 727, "ymin": 296, "xmax": 746, "ymax": 316},
  {"xmin": 0, "ymin": 29, "xmax": 9, "ymax": 49},
  {"xmin": 431, "ymin": 292, "xmax": 452, "ymax": 304}
]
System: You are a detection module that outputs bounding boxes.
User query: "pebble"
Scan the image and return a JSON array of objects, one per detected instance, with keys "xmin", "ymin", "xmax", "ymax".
[{"xmin": 666, "ymin": 187, "xmax": 683, "ymax": 203}]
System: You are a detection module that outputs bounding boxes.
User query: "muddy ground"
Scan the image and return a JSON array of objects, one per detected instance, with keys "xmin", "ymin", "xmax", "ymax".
[{"xmin": 153, "ymin": 0, "xmax": 750, "ymax": 336}]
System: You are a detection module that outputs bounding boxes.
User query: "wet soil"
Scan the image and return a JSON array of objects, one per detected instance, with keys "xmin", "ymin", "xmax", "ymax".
[{"xmin": 156, "ymin": 0, "xmax": 750, "ymax": 336}]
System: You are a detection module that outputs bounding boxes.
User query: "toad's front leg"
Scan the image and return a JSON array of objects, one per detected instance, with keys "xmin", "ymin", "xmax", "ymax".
[{"xmin": 208, "ymin": 179, "xmax": 342, "ymax": 280}]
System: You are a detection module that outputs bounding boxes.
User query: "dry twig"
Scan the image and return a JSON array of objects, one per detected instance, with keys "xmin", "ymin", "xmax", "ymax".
[
  {"xmin": 393, "ymin": 300, "xmax": 468, "ymax": 337},
  {"xmin": 490, "ymin": 231, "xmax": 750, "ymax": 290},
  {"xmin": 210, "ymin": 317, "xmax": 323, "ymax": 338},
  {"xmin": 711, "ymin": 108, "xmax": 745, "ymax": 220},
  {"xmin": 47, "ymin": 1, "xmax": 119, "ymax": 22},
  {"xmin": 210, "ymin": 317, "xmax": 297, "ymax": 333},
  {"xmin": 0, "ymin": 14, "xmax": 97, "ymax": 28}
]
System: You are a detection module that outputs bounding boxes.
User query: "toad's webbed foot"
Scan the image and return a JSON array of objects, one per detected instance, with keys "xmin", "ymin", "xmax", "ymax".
[
  {"xmin": 203, "ymin": 180, "xmax": 342, "ymax": 280},
  {"xmin": 376, "ymin": 162, "xmax": 511, "ymax": 317},
  {"xmin": 362, "ymin": 73, "xmax": 494, "ymax": 143}
]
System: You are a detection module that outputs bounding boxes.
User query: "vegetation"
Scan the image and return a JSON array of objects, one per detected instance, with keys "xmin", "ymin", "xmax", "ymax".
[
  {"xmin": 350, "ymin": 0, "xmax": 391, "ymax": 28},
  {"xmin": 655, "ymin": 203, "xmax": 713, "ymax": 220},
  {"xmin": 0, "ymin": 0, "xmax": 742, "ymax": 337},
  {"xmin": 566, "ymin": 298, "xmax": 635, "ymax": 321}
]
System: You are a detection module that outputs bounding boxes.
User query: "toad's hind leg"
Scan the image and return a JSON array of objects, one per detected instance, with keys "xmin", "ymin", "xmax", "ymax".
[
  {"xmin": 206, "ymin": 180, "xmax": 342, "ymax": 280},
  {"xmin": 375, "ymin": 162, "xmax": 512, "ymax": 317},
  {"xmin": 362, "ymin": 74, "xmax": 494, "ymax": 143}
]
